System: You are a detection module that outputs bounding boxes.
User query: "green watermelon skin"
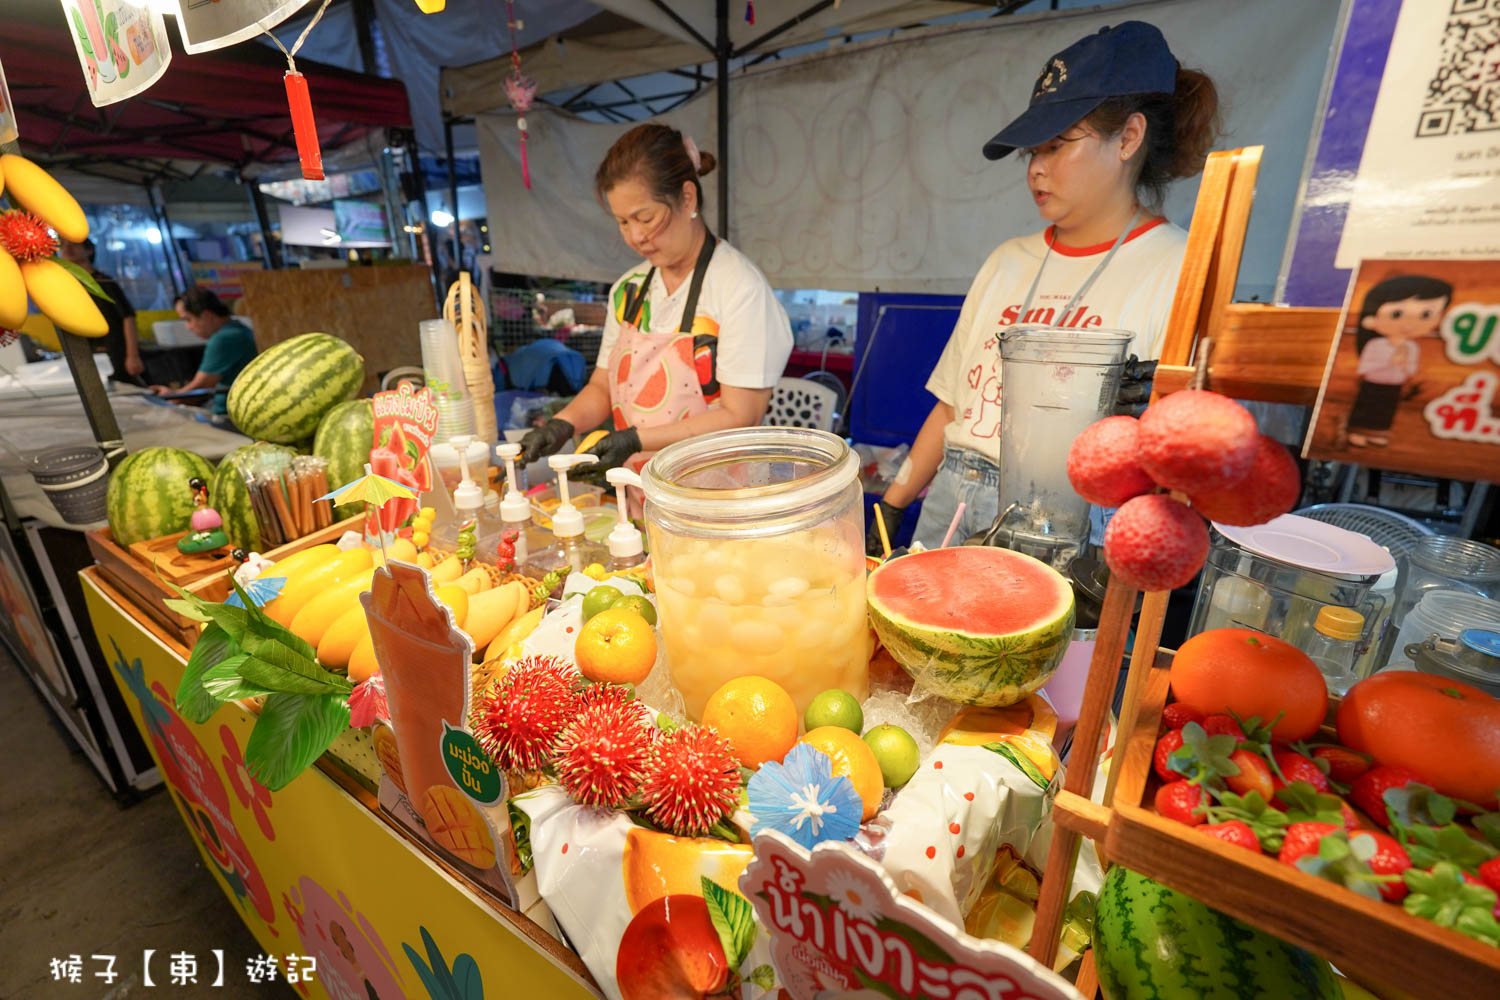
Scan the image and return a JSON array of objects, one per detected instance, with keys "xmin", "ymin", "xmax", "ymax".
[
  {"xmin": 226, "ymin": 333, "xmax": 364, "ymax": 444},
  {"xmin": 312, "ymin": 398, "xmax": 373, "ymax": 520},
  {"xmin": 866, "ymin": 546, "xmax": 1074, "ymax": 706},
  {"xmin": 210, "ymin": 442, "xmax": 297, "ymax": 551},
  {"xmin": 105, "ymin": 447, "xmax": 215, "ymax": 546},
  {"xmin": 1094, "ymin": 866, "xmax": 1342, "ymax": 1000}
]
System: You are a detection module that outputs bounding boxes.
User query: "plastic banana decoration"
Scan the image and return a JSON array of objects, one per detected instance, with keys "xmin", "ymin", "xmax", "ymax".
[{"xmin": 0, "ymin": 154, "xmax": 108, "ymax": 338}]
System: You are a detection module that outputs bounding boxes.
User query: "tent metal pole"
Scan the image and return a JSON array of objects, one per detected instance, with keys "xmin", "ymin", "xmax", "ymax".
[
  {"xmin": 716, "ymin": 0, "xmax": 729, "ymax": 239},
  {"xmin": 404, "ymin": 134, "xmax": 445, "ymax": 307},
  {"xmin": 445, "ymin": 117, "xmax": 461, "ymax": 269},
  {"xmin": 58, "ymin": 330, "xmax": 126, "ymax": 471},
  {"xmin": 243, "ymin": 179, "xmax": 282, "ymax": 270},
  {"xmin": 150, "ymin": 184, "xmax": 191, "ymax": 293}
]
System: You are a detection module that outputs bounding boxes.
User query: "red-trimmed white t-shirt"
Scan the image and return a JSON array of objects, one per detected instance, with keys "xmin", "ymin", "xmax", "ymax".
[{"xmin": 927, "ymin": 218, "xmax": 1187, "ymax": 461}]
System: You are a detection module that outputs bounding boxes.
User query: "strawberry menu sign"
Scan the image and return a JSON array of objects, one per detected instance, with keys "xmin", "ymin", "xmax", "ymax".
[
  {"xmin": 1306, "ymin": 259, "xmax": 1500, "ymax": 481},
  {"xmin": 741, "ymin": 831, "xmax": 1082, "ymax": 1000},
  {"xmin": 369, "ymin": 383, "xmax": 437, "ymax": 536}
]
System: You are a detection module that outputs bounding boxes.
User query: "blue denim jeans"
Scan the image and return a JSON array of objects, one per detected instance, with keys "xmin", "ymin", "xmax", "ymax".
[{"xmin": 911, "ymin": 448, "xmax": 1000, "ymax": 548}]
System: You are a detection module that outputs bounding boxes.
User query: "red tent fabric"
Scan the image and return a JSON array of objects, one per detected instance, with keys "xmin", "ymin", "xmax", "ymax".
[{"xmin": 1, "ymin": 20, "xmax": 410, "ymax": 168}]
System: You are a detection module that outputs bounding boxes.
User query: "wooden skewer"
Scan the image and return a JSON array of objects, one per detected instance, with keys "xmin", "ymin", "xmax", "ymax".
[
  {"xmin": 292, "ymin": 471, "xmax": 310, "ymax": 537},
  {"xmin": 313, "ymin": 468, "xmax": 332, "ymax": 528},
  {"xmin": 268, "ymin": 477, "xmax": 297, "ymax": 542}
]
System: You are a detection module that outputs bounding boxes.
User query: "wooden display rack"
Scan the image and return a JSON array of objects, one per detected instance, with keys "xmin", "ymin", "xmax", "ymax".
[{"xmin": 1025, "ymin": 148, "xmax": 1500, "ymax": 999}]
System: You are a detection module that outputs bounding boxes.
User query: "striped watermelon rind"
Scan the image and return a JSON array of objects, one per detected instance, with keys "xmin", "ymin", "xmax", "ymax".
[
  {"xmin": 1094, "ymin": 865, "xmax": 1341, "ymax": 1000},
  {"xmin": 105, "ymin": 447, "xmax": 215, "ymax": 546},
  {"xmin": 866, "ymin": 546, "xmax": 1074, "ymax": 706},
  {"xmin": 227, "ymin": 333, "xmax": 364, "ymax": 444},
  {"xmin": 312, "ymin": 398, "xmax": 373, "ymax": 519},
  {"xmin": 211, "ymin": 442, "xmax": 297, "ymax": 551}
]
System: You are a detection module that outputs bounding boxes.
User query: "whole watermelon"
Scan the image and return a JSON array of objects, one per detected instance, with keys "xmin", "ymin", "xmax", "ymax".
[
  {"xmin": 1094, "ymin": 866, "xmax": 1341, "ymax": 1000},
  {"xmin": 227, "ymin": 333, "xmax": 364, "ymax": 444},
  {"xmin": 106, "ymin": 447, "xmax": 215, "ymax": 546},
  {"xmin": 312, "ymin": 398, "xmax": 373, "ymax": 520},
  {"xmin": 210, "ymin": 442, "xmax": 297, "ymax": 551}
]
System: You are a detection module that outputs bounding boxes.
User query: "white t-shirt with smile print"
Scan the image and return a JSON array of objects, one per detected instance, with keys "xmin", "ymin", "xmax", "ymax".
[{"xmin": 926, "ymin": 217, "xmax": 1187, "ymax": 462}]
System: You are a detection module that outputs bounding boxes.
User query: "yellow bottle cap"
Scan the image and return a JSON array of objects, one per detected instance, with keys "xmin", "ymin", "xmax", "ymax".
[{"xmin": 1314, "ymin": 605, "xmax": 1364, "ymax": 641}]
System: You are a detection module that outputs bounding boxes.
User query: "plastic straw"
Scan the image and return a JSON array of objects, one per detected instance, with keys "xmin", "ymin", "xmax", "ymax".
[
  {"xmin": 873, "ymin": 502, "xmax": 892, "ymax": 560},
  {"xmin": 940, "ymin": 502, "xmax": 967, "ymax": 548}
]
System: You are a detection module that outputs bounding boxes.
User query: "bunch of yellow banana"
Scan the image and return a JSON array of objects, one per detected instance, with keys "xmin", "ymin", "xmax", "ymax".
[{"xmin": 0, "ymin": 155, "xmax": 108, "ymax": 341}]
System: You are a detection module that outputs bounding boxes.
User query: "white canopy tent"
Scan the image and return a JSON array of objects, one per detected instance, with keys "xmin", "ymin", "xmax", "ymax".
[{"xmin": 460, "ymin": 0, "xmax": 1341, "ymax": 299}]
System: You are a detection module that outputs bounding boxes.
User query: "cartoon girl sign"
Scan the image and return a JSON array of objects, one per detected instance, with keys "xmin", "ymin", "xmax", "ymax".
[{"xmin": 1346, "ymin": 274, "xmax": 1453, "ymax": 447}]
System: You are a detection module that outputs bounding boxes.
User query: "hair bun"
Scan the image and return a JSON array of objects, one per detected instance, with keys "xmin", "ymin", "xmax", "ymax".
[{"xmin": 695, "ymin": 150, "xmax": 717, "ymax": 177}]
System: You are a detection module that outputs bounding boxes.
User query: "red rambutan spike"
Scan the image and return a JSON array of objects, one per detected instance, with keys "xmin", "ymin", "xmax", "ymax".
[
  {"xmin": 553, "ymin": 697, "xmax": 655, "ymax": 808},
  {"xmin": 0, "ymin": 211, "xmax": 58, "ymax": 263},
  {"xmin": 641, "ymin": 725, "xmax": 741, "ymax": 836},
  {"xmin": 472, "ymin": 655, "xmax": 580, "ymax": 772}
]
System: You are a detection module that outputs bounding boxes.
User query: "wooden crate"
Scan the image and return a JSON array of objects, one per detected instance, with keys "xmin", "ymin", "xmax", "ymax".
[
  {"xmin": 87, "ymin": 516, "xmax": 362, "ymax": 644},
  {"xmin": 1054, "ymin": 655, "xmax": 1500, "ymax": 998}
]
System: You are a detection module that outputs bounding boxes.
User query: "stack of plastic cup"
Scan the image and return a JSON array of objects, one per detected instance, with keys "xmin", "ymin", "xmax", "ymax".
[{"xmin": 419, "ymin": 318, "xmax": 476, "ymax": 440}]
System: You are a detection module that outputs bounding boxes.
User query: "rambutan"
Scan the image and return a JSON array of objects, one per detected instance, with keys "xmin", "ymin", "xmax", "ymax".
[
  {"xmin": 641, "ymin": 724, "xmax": 742, "ymax": 836},
  {"xmin": 0, "ymin": 211, "xmax": 58, "ymax": 262},
  {"xmin": 553, "ymin": 696, "xmax": 655, "ymax": 808},
  {"xmin": 473, "ymin": 655, "xmax": 578, "ymax": 772}
]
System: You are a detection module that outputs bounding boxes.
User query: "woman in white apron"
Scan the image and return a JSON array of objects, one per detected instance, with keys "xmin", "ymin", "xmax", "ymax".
[
  {"xmin": 868, "ymin": 21, "xmax": 1222, "ymax": 554},
  {"xmin": 520, "ymin": 124, "xmax": 793, "ymax": 477}
]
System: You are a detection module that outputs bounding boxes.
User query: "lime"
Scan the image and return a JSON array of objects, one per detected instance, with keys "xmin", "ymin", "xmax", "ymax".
[
  {"xmin": 581, "ymin": 585, "xmax": 623, "ymax": 621},
  {"xmin": 862, "ymin": 724, "xmax": 920, "ymax": 788},
  {"xmin": 613, "ymin": 593, "xmax": 657, "ymax": 626},
  {"xmin": 803, "ymin": 689, "xmax": 863, "ymax": 735}
]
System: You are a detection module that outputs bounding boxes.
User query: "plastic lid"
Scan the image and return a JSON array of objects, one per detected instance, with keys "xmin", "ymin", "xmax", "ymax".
[
  {"xmin": 1461, "ymin": 628, "xmax": 1500, "ymax": 659},
  {"xmin": 1214, "ymin": 514, "xmax": 1396, "ymax": 579},
  {"xmin": 495, "ymin": 442, "xmax": 529, "ymax": 523},
  {"xmin": 546, "ymin": 454, "xmax": 598, "ymax": 538},
  {"xmin": 1314, "ymin": 605, "xmax": 1364, "ymax": 640},
  {"xmin": 606, "ymin": 467, "xmax": 644, "ymax": 559}
]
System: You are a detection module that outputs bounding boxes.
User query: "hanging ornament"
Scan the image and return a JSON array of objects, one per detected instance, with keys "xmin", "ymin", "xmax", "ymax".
[
  {"xmin": 746, "ymin": 0, "xmax": 755, "ymax": 25},
  {"xmin": 0, "ymin": 56, "xmax": 18, "ymax": 144},
  {"xmin": 263, "ymin": 0, "xmax": 334, "ymax": 181},
  {"xmin": 59, "ymin": 0, "xmax": 171, "ymax": 108},
  {"xmin": 503, "ymin": 2, "xmax": 538, "ymax": 191},
  {"xmin": 412, "ymin": 0, "xmax": 445, "ymax": 12}
]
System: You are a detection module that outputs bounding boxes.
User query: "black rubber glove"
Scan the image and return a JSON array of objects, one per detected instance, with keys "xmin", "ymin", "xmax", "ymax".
[
  {"xmin": 1113, "ymin": 355, "xmax": 1158, "ymax": 417},
  {"xmin": 578, "ymin": 426, "xmax": 643, "ymax": 477},
  {"xmin": 518, "ymin": 417, "xmax": 574, "ymax": 465},
  {"xmin": 866, "ymin": 499, "xmax": 906, "ymax": 557}
]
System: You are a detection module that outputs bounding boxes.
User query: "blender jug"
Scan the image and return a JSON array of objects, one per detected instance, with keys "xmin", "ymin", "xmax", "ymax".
[{"xmin": 981, "ymin": 327, "xmax": 1134, "ymax": 572}]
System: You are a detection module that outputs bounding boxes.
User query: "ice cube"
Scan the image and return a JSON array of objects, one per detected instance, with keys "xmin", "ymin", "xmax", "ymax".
[
  {"xmin": 729, "ymin": 618, "xmax": 784, "ymax": 655},
  {"xmin": 768, "ymin": 576, "xmax": 811, "ymax": 600},
  {"xmin": 713, "ymin": 573, "xmax": 748, "ymax": 604}
]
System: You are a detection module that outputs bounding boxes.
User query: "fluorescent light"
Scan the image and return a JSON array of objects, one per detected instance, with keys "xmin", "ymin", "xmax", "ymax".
[
  {"xmin": 320, "ymin": 228, "xmax": 343, "ymax": 245},
  {"xmin": 430, "ymin": 209, "xmax": 455, "ymax": 228},
  {"xmin": 145, "ymin": 226, "xmax": 162, "ymax": 244}
]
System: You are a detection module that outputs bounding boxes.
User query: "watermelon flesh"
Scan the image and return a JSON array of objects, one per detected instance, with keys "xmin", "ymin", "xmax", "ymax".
[{"xmin": 867, "ymin": 546, "xmax": 1074, "ymax": 706}]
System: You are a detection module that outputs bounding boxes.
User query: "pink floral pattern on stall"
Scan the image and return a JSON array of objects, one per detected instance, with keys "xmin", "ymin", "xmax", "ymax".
[{"xmin": 221, "ymin": 724, "xmax": 276, "ymax": 841}]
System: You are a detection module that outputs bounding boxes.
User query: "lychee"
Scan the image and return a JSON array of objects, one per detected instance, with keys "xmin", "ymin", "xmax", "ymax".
[
  {"xmin": 1067, "ymin": 415, "xmax": 1156, "ymax": 507},
  {"xmin": 1189, "ymin": 434, "xmax": 1301, "ymax": 526},
  {"xmin": 1104, "ymin": 494, "xmax": 1210, "ymax": 592},
  {"xmin": 1137, "ymin": 390, "xmax": 1258, "ymax": 494}
]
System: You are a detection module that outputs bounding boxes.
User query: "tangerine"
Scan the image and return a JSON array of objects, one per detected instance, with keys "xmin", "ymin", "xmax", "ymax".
[
  {"xmin": 1337, "ymin": 671, "xmax": 1500, "ymax": 807},
  {"xmin": 801, "ymin": 725, "xmax": 884, "ymax": 821},
  {"xmin": 702, "ymin": 676, "xmax": 798, "ymax": 768},
  {"xmin": 1168, "ymin": 628, "xmax": 1327, "ymax": 742},
  {"xmin": 575, "ymin": 607, "xmax": 658, "ymax": 685}
]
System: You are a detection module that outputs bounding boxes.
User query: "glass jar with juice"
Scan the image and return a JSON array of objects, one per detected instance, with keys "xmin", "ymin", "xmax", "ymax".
[{"xmin": 640, "ymin": 427, "xmax": 869, "ymax": 720}]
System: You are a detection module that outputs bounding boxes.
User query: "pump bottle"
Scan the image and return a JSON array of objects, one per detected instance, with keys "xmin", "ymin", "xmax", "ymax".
[
  {"xmin": 521, "ymin": 454, "xmax": 608, "ymax": 577},
  {"xmin": 604, "ymin": 467, "xmax": 646, "ymax": 572}
]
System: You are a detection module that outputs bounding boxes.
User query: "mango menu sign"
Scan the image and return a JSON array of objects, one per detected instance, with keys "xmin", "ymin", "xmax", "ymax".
[
  {"xmin": 741, "ymin": 831, "xmax": 1082, "ymax": 1000},
  {"xmin": 1306, "ymin": 259, "xmax": 1500, "ymax": 481}
]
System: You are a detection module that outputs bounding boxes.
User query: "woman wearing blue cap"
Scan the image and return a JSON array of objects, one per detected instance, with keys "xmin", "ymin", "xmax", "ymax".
[{"xmin": 870, "ymin": 21, "xmax": 1220, "ymax": 553}]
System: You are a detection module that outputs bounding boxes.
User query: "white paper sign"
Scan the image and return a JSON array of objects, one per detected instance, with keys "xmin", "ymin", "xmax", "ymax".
[
  {"xmin": 1336, "ymin": 0, "xmax": 1500, "ymax": 266},
  {"xmin": 170, "ymin": 0, "xmax": 317, "ymax": 54},
  {"xmin": 61, "ymin": 0, "xmax": 171, "ymax": 108}
]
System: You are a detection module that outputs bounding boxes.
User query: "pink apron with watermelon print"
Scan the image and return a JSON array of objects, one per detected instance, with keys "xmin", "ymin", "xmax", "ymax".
[{"xmin": 606, "ymin": 234, "xmax": 721, "ymax": 475}]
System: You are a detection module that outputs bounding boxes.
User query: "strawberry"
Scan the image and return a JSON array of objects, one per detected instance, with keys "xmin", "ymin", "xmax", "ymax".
[
  {"xmin": 1162, "ymin": 703, "xmax": 1206, "ymax": 731},
  {"xmin": 1350, "ymin": 765, "xmax": 1424, "ymax": 828},
  {"xmin": 1155, "ymin": 780, "xmax": 1206, "ymax": 826},
  {"xmin": 1199, "ymin": 820, "xmax": 1261, "ymax": 853},
  {"xmin": 1352, "ymin": 829, "xmax": 1412, "ymax": 902},
  {"xmin": 1201, "ymin": 714, "xmax": 1242, "ymax": 738},
  {"xmin": 1313, "ymin": 745, "xmax": 1372, "ymax": 784},
  {"xmin": 1153, "ymin": 729, "xmax": 1188, "ymax": 782},
  {"xmin": 1338, "ymin": 798, "xmax": 1361, "ymax": 831},
  {"xmin": 1272, "ymin": 751, "xmax": 1331, "ymax": 794},
  {"xmin": 1225, "ymin": 749, "xmax": 1274, "ymax": 801},
  {"xmin": 1479, "ymin": 857, "xmax": 1500, "ymax": 895},
  {"xmin": 1278, "ymin": 822, "xmax": 1342, "ymax": 866}
]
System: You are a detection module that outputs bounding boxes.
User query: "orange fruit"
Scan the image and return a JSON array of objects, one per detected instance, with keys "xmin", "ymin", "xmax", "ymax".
[
  {"xmin": 575, "ymin": 607, "xmax": 657, "ymax": 685},
  {"xmin": 702, "ymin": 676, "xmax": 798, "ymax": 768},
  {"xmin": 800, "ymin": 725, "xmax": 884, "ymax": 821},
  {"xmin": 1169, "ymin": 628, "xmax": 1328, "ymax": 742}
]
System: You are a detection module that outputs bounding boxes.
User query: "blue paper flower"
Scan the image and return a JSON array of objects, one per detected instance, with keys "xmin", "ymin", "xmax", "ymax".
[
  {"xmin": 747, "ymin": 742, "xmax": 863, "ymax": 848},
  {"xmin": 225, "ymin": 575, "xmax": 288, "ymax": 609}
]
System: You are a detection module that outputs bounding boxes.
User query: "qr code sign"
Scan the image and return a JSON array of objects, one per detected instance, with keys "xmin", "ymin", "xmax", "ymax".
[{"xmin": 1417, "ymin": 0, "xmax": 1500, "ymax": 138}]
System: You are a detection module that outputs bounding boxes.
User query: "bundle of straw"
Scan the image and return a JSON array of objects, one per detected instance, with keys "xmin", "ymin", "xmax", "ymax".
[{"xmin": 444, "ymin": 272, "xmax": 497, "ymax": 443}]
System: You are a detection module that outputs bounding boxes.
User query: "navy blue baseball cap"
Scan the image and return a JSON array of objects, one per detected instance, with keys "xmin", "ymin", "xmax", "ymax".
[{"xmin": 983, "ymin": 21, "xmax": 1179, "ymax": 160}]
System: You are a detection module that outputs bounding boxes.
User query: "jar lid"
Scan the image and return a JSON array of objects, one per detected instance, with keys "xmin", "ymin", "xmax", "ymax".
[
  {"xmin": 1314, "ymin": 605, "xmax": 1364, "ymax": 640},
  {"xmin": 1214, "ymin": 514, "xmax": 1395, "ymax": 579}
]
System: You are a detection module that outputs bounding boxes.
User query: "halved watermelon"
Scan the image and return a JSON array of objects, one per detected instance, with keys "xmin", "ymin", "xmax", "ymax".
[{"xmin": 867, "ymin": 546, "xmax": 1075, "ymax": 706}]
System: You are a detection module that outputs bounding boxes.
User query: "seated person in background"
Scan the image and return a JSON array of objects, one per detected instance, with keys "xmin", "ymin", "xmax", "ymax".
[{"xmin": 150, "ymin": 288, "xmax": 258, "ymax": 422}]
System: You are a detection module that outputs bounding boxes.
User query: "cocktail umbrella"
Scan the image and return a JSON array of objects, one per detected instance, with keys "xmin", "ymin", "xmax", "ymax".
[{"xmin": 316, "ymin": 463, "xmax": 418, "ymax": 560}]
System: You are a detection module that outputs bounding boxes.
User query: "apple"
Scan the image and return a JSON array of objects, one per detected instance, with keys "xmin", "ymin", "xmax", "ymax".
[{"xmin": 615, "ymin": 894, "xmax": 729, "ymax": 1000}]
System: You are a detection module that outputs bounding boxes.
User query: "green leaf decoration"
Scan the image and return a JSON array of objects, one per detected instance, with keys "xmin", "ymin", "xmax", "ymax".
[
  {"xmin": 419, "ymin": 926, "xmax": 461, "ymax": 1000},
  {"xmin": 1473, "ymin": 812, "xmax": 1500, "ymax": 850},
  {"xmin": 1348, "ymin": 832, "xmax": 1378, "ymax": 863},
  {"xmin": 243, "ymin": 692, "xmax": 350, "ymax": 791},
  {"xmin": 402, "ymin": 939, "xmax": 445, "ymax": 1000},
  {"xmin": 701, "ymin": 876, "xmax": 757, "ymax": 972},
  {"xmin": 508, "ymin": 799, "xmax": 534, "ymax": 875},
  {"xmin": 746, "ymin": 965, "xmax": 776, "ymax": 991},
  {"xmin": 69, "ymin": 8, "xmax": 92, "ymax": 59},
  {"xmin": 234, "ymin": 640, "xmax": 351, "ymax": 695},
  {"xmin": 451, "ymin": 953, "xmax": 483, "ymax": 1000},
  {"xmin": 55, "ymin": 258, "xmax": 112, "ymax": 302},
  {"xmin": 164, "ymin": 597, "xmax": 213, "ymax": 623},
  {"xmin": 199, "ymin": 653, "xmax": 274, "ymax": 701},
  {"xmin": 177, "ymin": 623, "xmax": 232, "ymax": 724}
]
